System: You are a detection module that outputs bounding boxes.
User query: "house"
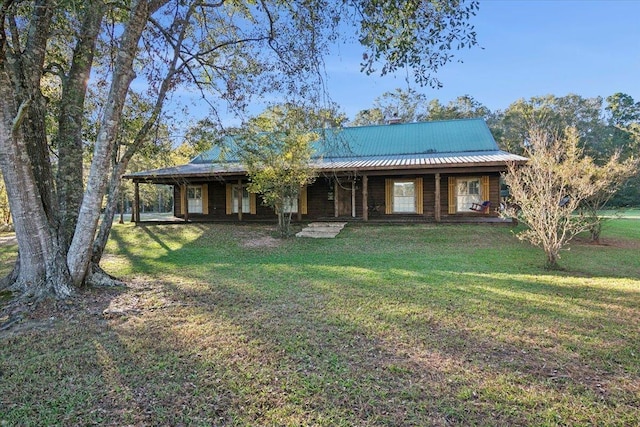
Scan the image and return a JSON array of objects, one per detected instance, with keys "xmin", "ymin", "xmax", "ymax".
[{"xmin": 125, "ymin": 118, "xmax": 527, "ymax": 223}]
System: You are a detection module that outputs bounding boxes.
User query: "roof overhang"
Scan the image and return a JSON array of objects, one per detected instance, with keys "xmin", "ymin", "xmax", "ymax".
[{"xmin": 125, "ymin": 150, "xmax": 528, "ymax": 184}]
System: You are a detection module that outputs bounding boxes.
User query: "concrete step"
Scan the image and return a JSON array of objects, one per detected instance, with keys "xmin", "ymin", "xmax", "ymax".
[
  {"xmin": 296, "ymin": 222, "xmax": 347, "ymax": 238},
  {"xmin": 305, "ymin": 222, "xmax": 347, "ymax": 228}
]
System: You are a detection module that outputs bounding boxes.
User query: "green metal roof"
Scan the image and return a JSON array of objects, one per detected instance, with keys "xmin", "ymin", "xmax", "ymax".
[{"xmin": 191, "ymin": 118, "xmax": 499, "ymax": 164}]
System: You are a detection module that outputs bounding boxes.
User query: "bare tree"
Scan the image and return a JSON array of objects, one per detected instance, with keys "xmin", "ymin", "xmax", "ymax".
[
  {"xmin": 579, "ymin": 153, "xmax": 638, "ymax": 243},
  {"xmin": 504, "ymin": 127, "xmax": 633, "ymax": 269}
]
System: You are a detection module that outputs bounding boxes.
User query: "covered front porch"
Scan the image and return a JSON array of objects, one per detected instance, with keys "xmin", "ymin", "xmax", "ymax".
[{"xmin": 128, "ymin": 168, "xmax": 511, "ymax": 225}]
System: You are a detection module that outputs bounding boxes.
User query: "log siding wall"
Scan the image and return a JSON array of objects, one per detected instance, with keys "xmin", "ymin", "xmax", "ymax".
[{"xmin": 171, "ymin": 172, "xmax": 503, "ymax": 222}]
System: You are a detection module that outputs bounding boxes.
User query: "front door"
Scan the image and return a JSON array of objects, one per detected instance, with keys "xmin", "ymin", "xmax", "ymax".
[{"xmin": 336, "ymin": 180, "xmax": 352, "ymax": 217}]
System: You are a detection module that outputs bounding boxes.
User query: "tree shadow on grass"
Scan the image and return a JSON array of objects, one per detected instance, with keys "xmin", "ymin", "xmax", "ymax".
[{"xmin": 69, "ymin": 222, "xmax": 640, "ymax": 425}]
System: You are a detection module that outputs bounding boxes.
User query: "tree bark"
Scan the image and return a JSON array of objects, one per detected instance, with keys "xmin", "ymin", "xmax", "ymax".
[
  {"xmin": 2, "ymin": 0, "xmax": 169, "ymax": 295},
  {"xmin": 56, "ymin": 2, "xmax": 105, "ymax": 252},
  {"xmin": 67, "ymin": 0, "xmax": 167, "ymax": 287},
  {"xmin": 0, "ymin": 89, "xmax": 73, "ymax": 299},
  {"xmin": 91, "ymin": 1, "xmax": 191, "ymax": 267},
  {"xmin": 0, "ymin": 1, "xmax": 74, "ymax": 299},
  {"xmin": 92, "ymin": 161, "xmax": 126, "ymax": 266}
]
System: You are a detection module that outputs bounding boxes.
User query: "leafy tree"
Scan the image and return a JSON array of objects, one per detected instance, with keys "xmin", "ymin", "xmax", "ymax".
[
  {"xmin": 351, "ymin": 88, "xmax": 427, "ymax": 126},
  {"xmin": 579, "ymin": 152, "xmax": 638, "ymax": 242},
  {"xmin": 424, "ymin": 95, "xmax": 490, "ymax": 121},
  {"xmin": 351, "ymin": 108, "xmax": 386, "ymax": 127},
  {"xmin": 604, "ymin": 93, "xmax": 640, "ymax": 206},
  {"xmin": 373, "ymin": 88, "xmax": 427, "ymax": 123},
  {"xmin": 236, "ymin": 105, "xmax": 323, "ymax": 237},
  {"xmin": 495, "ymin": 93, "xmax": 639, "ymax": 210},
  {"xmin": 606, "ymin": 92, "xmax": 640, "ymax": 127},
  {"xmin": 351, "ymin": 92, "xmax": 491, "ymax": 126},
  {"xmin": 494, "ymin": 94, "xmax": 604, "ymax": 155},
  {"xmin": 0, "ymin": 0, "xmax": 479, "ymax": 300},
  {"xmin": 504, "ymin": 127, "xmax": 632, "ymax": 269}
]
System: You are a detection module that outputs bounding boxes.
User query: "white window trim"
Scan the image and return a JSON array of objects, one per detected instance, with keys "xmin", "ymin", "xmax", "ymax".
[
  {"xmin": 187, "ymin": 185, "xmax": 203, "ymax": 214},
  {"xmin": 232, "ymin": 184, "xmax": 251, "ymax": 214},
  {"xmin": 283, "ymin": 195, "xmax": 299, "ymax": 214},
  {"xmin": 456, "ymin": 177, "xmax": 482, "ymax": 213},
  {"xmin": 393, "ymin": 180, "xmax": 416, "ymax": 214}
]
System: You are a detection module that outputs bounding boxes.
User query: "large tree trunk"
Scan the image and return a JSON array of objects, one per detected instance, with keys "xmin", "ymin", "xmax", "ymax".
[
  {"xmin": 0, "ymin": 89, "xmax": 73, "ymax": 299},
  {"xmin": 92, "ymin": 162, "xmax": 126, "ymax": 266},
  {"xmin": 1, "ymin": 0, "xmax": 167, "ymax": 297},
  {"xmin": 91, "ymin": 1, "xmax": 191, "ymax": 268},
  {"xmin": 67, "ymin": 0, "xmax": 167, "ymax": 287},
  {"xmin": 56, "ymin": 2, "xmax": 105, "ymax": 252},
  {"xmin": 0, "ymin": 1, "xmax": 74, "ymax": 299}
]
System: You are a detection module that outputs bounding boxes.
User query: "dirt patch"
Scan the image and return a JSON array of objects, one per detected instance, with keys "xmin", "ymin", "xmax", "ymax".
[
  {"xmin": 573, "ymin": 236, "xmax": 640, "ymax": 250},
  {"xmin": 230, "ymin": 225, "xmax": 284, "ymax": 248},
  {"xmin": 0, "ymin": 285, "xmax": 124, "ymax": 338},
  {"xmin": 241, "ymin": 236, "xmax": 282, "ymax": 248}
]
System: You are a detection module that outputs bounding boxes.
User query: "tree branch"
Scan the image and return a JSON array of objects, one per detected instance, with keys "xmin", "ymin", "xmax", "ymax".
[{"xmin": 11, "ymin": 98, "xmax": 30, "ymax": 135}]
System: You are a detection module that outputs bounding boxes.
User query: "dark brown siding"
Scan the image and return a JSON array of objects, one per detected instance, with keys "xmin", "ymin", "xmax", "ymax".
[
  {"xmin": 307, "ymin": 178, "xmax": 335, "ymax": 218},
  {"xmin": 366, "ymin": 176, "xmax": 387, "ymax": 219},
  {"xmin": 173, "ymin": 185, "xmax": 181, "ymax": 217},
  {"xmin": 423, "ymin": 176, "xmax": 435, "ymax": 220},
  {"xmin": 208, "ymin": 181, "xmax": 227, "ymax": 217},
  {"xmin": 171, "ymin": 171, "xmax": 503, "ymax": 222}
]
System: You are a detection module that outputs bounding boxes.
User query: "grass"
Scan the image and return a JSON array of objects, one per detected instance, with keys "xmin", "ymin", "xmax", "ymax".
[{"xmin": 0, "ymin": 218, "xmax": 639, "ymax": 426}]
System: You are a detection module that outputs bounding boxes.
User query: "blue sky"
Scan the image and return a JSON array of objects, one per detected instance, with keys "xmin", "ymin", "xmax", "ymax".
[{"xmin": 324, "ymin": 0, "xmax": 640, "ymax": 119}]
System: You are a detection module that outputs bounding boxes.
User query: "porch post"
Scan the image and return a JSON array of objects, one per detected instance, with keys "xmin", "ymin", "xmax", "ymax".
[
  {"xmin": 297, "ymin": 187, "xmax": 302, "ymax": 222},
  {"xmin": 351, "ymin": 179, "xmax": 356, "ymax": 218},
  {"xmin": 434, "ymin": 173, "xmax": 441, "ymax": 222},
  {"xmin": 362, "ymin": 174, "xmax": 368, "ymax": 221},
  {"xmin": 133, "ymin": 181, "xmax": 140, "ymax": 223},
  {"xmin": 237, "ymin": 179, "xmax": 243, "ymax": 221},
  {"xmin": 182, "ymin": 184, "xmax": 189, "ymax": 222},
  {"xmin": 119, "ymin": 191, "xmax": 125, "ymax": 224},
  {"xmin": 334, "ymin": 179, "xmax": 339, "ymax": 218}
]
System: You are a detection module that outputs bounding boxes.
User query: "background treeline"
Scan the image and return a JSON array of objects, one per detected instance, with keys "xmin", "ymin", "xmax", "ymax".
[
  {"xmin": 350, "ymin": 90, "xmax": 639, "ymax": 206},
  {"xmin": 0, "ymin": 91, "xmax": 637, "ymax": 225}
]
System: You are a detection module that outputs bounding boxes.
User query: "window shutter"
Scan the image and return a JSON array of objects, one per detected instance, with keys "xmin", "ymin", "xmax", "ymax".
[
  {"xmin": 415, "ymin": 177, "xmax": 423, "ymax": 215},
  {"xmin": 385, "ymin": 179, "xmax": 393, "ymax": 214},
  {"xmin": 202, "ymin": 184, "xmax": 209, "ymax": 214},
  {"xmin": 300, "ymin": 186, "xmax": 308, "ymax": 215},
  {"xmin": 448, "ymin": 177, "xmax": 456, "ymax": 214},
  {"xmin": 225, "ymin": 184, "xmax": 232, "ymax": 214},
  {"xmin": 180, "ymin": 184, "xmax": 186, "ymax": 215},
  {"xmin": 249, "ymin": 192, "xmax": 257, "ymax": 214},
  {"xmin": 481, "ymin": 176, "xmax": 490, "ymax": 201}
]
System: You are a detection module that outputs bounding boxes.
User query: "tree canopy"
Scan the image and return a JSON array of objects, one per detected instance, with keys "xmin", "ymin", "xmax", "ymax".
[
  {"xmin": 0, "ymin": 0, "xmax": 480, "ymax": 300},
  {"xmin": 236, "ymin": 105, "xmax": 329, "ymax": 236},
  {"xmin": 351, "ymin": 89, "xmax": 491, "ymax": 126}
]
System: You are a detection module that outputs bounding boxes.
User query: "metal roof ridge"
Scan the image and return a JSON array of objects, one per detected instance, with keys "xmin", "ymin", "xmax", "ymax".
[{"xmin": 343, "ymin": 117, "xmax": 485, "ymax": 130}]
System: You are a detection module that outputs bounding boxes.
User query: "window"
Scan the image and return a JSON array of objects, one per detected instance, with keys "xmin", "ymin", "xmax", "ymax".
[
  {"xmin": 456, "ymin": 178, "xmax": 481, "ymax": 212},
  {"xmin": 385, "ymin": 178, "xmax": 424, "ymax": 214},
  {"xmin": 393, "ymin": 181, "xmax": 416, "ymax": 213},
  {"xmin": 226, "ymin": 184, "xmax": 257, "ymax": 215},
  {"xmin": 187, "ymin": 185, "xmax": 203, "ymax": 214},
  {"xmin": 447, "ymin": 176, "xmax": 489, "ymax": 214},
  {"xmin": 284, "ymin": 196, "xmax": 298, "ymax": 213},
  {"xmin": 180, "ymin": 184, "xmax": 208, "ymax": 215},
  {"xmin": 232, "ymin": 185, "xmax": 250, "ymax": 213}
]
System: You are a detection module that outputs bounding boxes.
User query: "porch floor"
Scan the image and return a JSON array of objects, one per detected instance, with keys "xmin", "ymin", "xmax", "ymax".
[{"xmin": 130, "ymin": 212, "xmax": 516, "ymax": 226}]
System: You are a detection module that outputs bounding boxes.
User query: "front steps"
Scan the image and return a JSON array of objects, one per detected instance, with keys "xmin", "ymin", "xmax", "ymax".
[{"xmin": 295, "ymin": 222, "xmax": 347, "ymax": 238}]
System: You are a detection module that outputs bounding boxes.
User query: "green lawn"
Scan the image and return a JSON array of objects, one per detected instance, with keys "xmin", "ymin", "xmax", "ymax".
[{"xmin": 1, "ymin": 219, "xmax": 639, "ymax": 426}]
